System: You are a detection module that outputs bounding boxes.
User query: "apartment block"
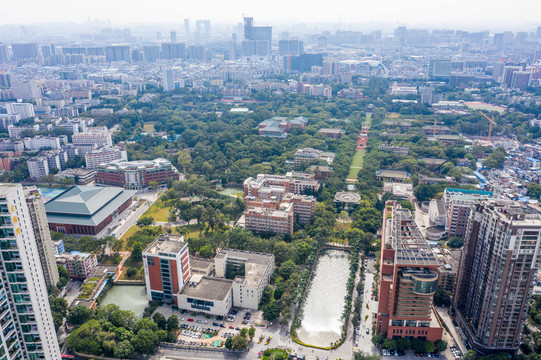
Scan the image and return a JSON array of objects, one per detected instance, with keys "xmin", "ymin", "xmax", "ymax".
[
  {"xmin": 58, "ymin": 251, "xmax": 98, "ymax": 279},
  {"xmin": 72, "ymin": 127, "xmax": 113, "ymax": 154},
  {"xmin": 244, "ymin": 203, "xmax": 294, "ymax": 236},
  {"xmin": 454, "ymin": 200, "xmax": 541, "ymax": 354},
  {"xmin": 376, "ymin": 201, "xmax": 443, "ymax": 343},
  {"xmin": 27, "ymin": 157, "xmax": 49, "ymax": 179},
  {"xmin": 443, "ymin": 188, "xmax": 493, "ymax": 238},
  {"xmin": 84, "ymin": 146, "xmax": 127, "ymax": 170},
  {"xmin": 24, "ymin": 187, "xmax": 59, "ymax": 287},
  {"xmin": 0, "ymin": 184, "xmax": 61, "ymax": 359}
]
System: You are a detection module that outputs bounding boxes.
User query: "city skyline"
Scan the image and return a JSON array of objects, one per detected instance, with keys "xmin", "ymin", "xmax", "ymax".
[{"xmin": 2, "ymin": 0, "xmax": 541, "ymax": 30}]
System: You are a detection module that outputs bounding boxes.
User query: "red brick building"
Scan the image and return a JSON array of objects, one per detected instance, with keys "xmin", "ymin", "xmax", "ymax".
[
  {"xmin": 376, "ymin": 201, "xmax": 443, "ymax": 343},
  {"xmin": 95, "ymin": 158, "xmax": 180, "ymax": 190},
  {"xmin": 143, "ymin": 234, "xmax": 191, "ymax": 305}
]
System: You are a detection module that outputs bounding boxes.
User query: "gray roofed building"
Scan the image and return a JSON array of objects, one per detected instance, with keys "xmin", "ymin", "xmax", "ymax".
[{"xmin": 44, "ymin": 185, "xmax": 136, "ymax": 235}]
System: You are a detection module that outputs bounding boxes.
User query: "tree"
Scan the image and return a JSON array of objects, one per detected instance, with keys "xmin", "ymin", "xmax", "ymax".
[
  {"xmin": 483, "ymin": 148, "xmax": 506, "ymax": 169},
  {"xmin": 396, "ymin": 337, "xmax": 411, "ymax": 351},
  {"xmin": 130, "ymin": 242, "xmax": 143, "ymax": 261},
  {"xmin": 49, "ymin": 296, "xmax": 68, "ymax": 331},
  {"xmin": 262, "ymin": 302, "xmax": 281, "ymax": 321},
  {"xmin": 114, "ymin": 340, "xmax": 135, "ymax": 358},
  {"xmin": 225, "ymin": 336, "xmax": 233, "ymax": 349},
  {"xmin": 248, "ymin": 327, "xmax": 255, "ymax": 340},
  {"xmin": 232, "ymin": 333, "xmax": 249, "ymax": 351},
  {"xmin": 66, "ymin": 319, "xmax": 103, "ymax": 355},
  {"xmin": 126, "ymin": 267, "xmax": 138, "ymax": 278},
  {"xmin": 137, "ymin": 217, "xmax": 154, "ymax": 227},
  {"xmin": 353, "ymin": 351, "xmax": 381, "ymax": 360},
  {"xmin": 109, "ymin": 309, "xmax": 136, "ymax": 330},
  {"xmin": 435, "ymin": 340, "xmax": 448, "ymax": 352},
  {"xmin": 149, "ymin": 181, "xmax": 159, "ymax": 191},
  {"xmin": 383, "ymin": 339, "xmax": 398, "ymax": 350},
  {"xmin": 446, "ymin": 237, "xmax": 464, "ymax": 248},
  {"xmin": 278, "ymin": 260, "xmax": 298, "ymax": 281},
  {"xmin": 199, "ymin": 245, "xmax": 214, "ymax": 258},
  {"xmin": 40, "ymin": 174, "xmax": 56, "ymax": 186},
  {"xmin": 528, "ymin": 183, "xmax": 541, "ymax": 200},
  {"xmin": 152, "ymin": 312, "xmax": 167, "ymax": 330},
  {"xmin": 371, "ymin": 333, "xmax": 385, "ymax": 345},
  {"xmin": 425, "ymin": 341, "xmax": 436, "ymax": 353},
  {"xmin": 167, "ymin": 315, "xmax": 179, "ymax": 332},
  {"xmin": 133, "ymin": 318, "xmax": 158, "ymax": 334},
  {"xmin": 67, "ymin": 305, "xmax": 93, "ymax": 326},
  {"xmin": 131, "ymin": 329, "xmax": 159, "ymax": 354}
]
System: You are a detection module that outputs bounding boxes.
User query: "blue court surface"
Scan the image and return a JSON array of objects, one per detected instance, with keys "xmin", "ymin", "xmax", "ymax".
[{"xmin": 38, "ymin": 187, "xmax": 67, "ymax": 203}]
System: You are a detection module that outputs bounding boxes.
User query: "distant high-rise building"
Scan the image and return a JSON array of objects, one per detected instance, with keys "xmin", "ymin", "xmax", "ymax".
[
  {"xmin": 105, "ymin": 45, "xmax": 131, "ymax": 62},
  {"xmin": 429, "ymin": 59, "xmax": 452, "ymax": 80},
  {"xmin": 279, "ymin": 40, "xmax": 303, "ymax": 56},
  {"xmin": 511, "ymin": 71, "xmax": 531, "ymax": 89},
  {"xmin": 284, "ymin": 53, "xmax": 323, "ymax": 72},
  {"xmin": 11, "ymin": 43, "xmax": 40, "ymax": 59},
  {"xmin": 503, "ymin": 66, "xmax": 523, "ymax": 87},
  {"xmin": 242, "ymin": 17, "xmax": 271, "ymax": 56},
  {"xmin": 162, "ymin": 68, "xmax": 175, "ymax": 91},
  {"xmin": 195, "ymin": 20, "xmax": 211, "ymax": 38},
  {"xmin": 0, "ymin": 183, "xmax": 62, "ymax": 359},
  {"xmin": 24, "ymin": 186, "xmax": 59, "ymax": 288},
  {"xmin": 0, "ymin": 44, "xmax": 9, "ymax": 63},
  {"xmin": 41, "ymin": 44, "xmax": 55, "ymax": 58},
  {"xmin": 143, "ymin": 45, "xmax": 161, "ymax": 62},
  {"xmin": 184, "ymin": 19, "xmax": 190, "ymax": 35},
  {"xmin": 0, "ymin": 73, "xmax": 11, "ymax": 88},
  {"xmin": 161, "ymin": 43, "xmax": 185, "ymax": 59},
  {"xmin": 537, "ymin": 26, "xmax": 541, "ymax": 38},
  {"xmin": 454, "ymin": 200, "xmax": 541, "ymax": 354},
  {"xmin": 170, "ymin": 31, "xmax": 177, "ymax": 43}
]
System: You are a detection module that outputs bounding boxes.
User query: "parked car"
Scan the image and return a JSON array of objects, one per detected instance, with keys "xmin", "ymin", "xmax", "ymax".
[{"xmin": 187, "ymin": 318, "xmax": 194, "ymax": 322}]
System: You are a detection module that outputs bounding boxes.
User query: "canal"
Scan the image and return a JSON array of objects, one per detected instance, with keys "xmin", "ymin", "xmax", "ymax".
[
  {"xmin": 296, "ymin": 249, "xmax": 351, "ymax": 348},
  {"xmin": 101, "ymin": 285, "xmax": 148, "ymax": 317}
]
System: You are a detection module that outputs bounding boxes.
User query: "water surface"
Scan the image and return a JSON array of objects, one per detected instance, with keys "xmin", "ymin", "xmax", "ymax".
[{"xmin": 101, "ymin": 285, "xmax": 148, "ymax": 317}]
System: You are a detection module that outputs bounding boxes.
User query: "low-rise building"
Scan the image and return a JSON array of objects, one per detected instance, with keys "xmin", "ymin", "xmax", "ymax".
[
  {"xmin": 382, "ymin": 182, "xmax": 414, "ymax": 201},
  {"xmin": 54, "ymin": 168, "xmax": 96, "ymax": 184},
  {"xmin": 294, "ymin": 148, "xmax": 335, "ymax": 169},
  {"xmin": 378, "ymin": 144, "xmax": 410, "ymax": 156},
  {"xmin": 376, "ymin": 169, "xmax": 411, "ymax": 183},
  {"xmin": 57, "ymin": 251, "xmax": 98, "ymax": 279},
  {"xmin": 317, "ymin": 128, "xmax": 345, "ymax": 138},
  {"xmin": 94, "ymin": 158, "xmax": 180, "ymax": 189},
  {"xmin": 428, "ymin": 199, "xmax": 447, "ymax": 227}
]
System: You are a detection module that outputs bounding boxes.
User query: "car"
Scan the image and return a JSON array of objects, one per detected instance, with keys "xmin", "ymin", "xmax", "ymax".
[
  {"xmin": 216, "ymin": 315, "xmax": 223, "ymax": 320},
  {"xmin": 212, "ymin": 322, "xmax": 219, "ymax": 327},
  {"xmin": 229, "ymin": 326, "xmax": 235, "ymax": 329},
  {"xmin": 242, "ymin": 320, "xmax": 248, "ymax": 324},
  {"xmin": 366, "ymin": 328, "xmax": 369, "ymax": 334},
  {"xmin": 235, "ymin": 327, "xmax": 241, "ymax": 330},
  {"xmin": 371, "ymin": 294, "xmax": 374, "ymax": 300},
  {"xmin": 187, "ymin": 318, "xmax": 194, "ymax": 322},
  {"xmin": 219, "ymin": 324, "xmax": 226, "ymax": 328},
  {"xmin": 180, "ymin": 317, "xmax": 185, "ymax": 321}
]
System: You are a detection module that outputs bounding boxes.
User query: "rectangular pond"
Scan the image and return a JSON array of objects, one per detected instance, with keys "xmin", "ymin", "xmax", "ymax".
[
  {"xmin": 100, "ymin": 285, "xmax": 148, "ymax": 318},
  {"xmin": 296, "ymin": 249, "xmax": 351, "ymax": 348}
]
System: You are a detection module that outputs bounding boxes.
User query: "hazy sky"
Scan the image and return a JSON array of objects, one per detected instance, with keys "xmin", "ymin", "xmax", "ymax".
[{"xmin": 3, "ymin": 0, "xmax": 541, "ymax": 29}]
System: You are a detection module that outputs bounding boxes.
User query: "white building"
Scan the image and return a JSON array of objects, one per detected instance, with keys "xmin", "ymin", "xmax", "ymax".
[
  {"xmin": 72, "ymin": 127, "xmax": 113, "ymax": 154},
  {"xmin": 27, "ymin": 157, "xmax": 49, "ymax": 179},
  {"xmin": 6, "ymin": 102, "xmax": 35, "ymax": 119},
  {"xmin": 0, "ymin": 184, "xmax": 62, "ymax": 359},
  {"xmin": 85, "ymin": 146, "xmax": 127, "ymax": 170},
  {"xmin": 162, "ymin": 68, "xmax": 175, "ymax": 91},
  {"xmin": 215, "ymin": 249, "xmax": 274, "ymax": 310},
  {"xmin": 23, "ymin": 136, "xmax": 61, "ymax": 150},
  {"xmin": 428, "ymin": 199, "xmax": 447, "ymax": 227}
]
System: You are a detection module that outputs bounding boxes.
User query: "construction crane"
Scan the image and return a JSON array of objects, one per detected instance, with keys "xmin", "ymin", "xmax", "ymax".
[
  {"xmin": 411, "ymin": 118, "xmax": 442, "ymax": 136},
  {"xmin": 480, "ymin": 112, "xmax": 496, "ymax": 139}
]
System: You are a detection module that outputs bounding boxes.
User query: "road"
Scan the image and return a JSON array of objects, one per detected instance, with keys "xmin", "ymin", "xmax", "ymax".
[{"xmin": 355, "ymin": 257, "xmax": 379, "ymax": 353}]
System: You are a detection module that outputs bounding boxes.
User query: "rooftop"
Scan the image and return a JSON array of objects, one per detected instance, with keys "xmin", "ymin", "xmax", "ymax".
[
  {"xmin": 44, "ymin": 185, "xmax": 136, "ymax": 226},
  {"xmin": 386, "ymin": 203, "xmax": 439, "ymax": 267},
  {"xmin": 334, "ymin": 191, "xmax": 361, "ymax": 203},
  {"xmin": 144, "ymin": 234, "xmax": 188, "ymax": 255},
  {"xmin": 181, "ymin": 276, "xmax": 233, "ymax": 301}
]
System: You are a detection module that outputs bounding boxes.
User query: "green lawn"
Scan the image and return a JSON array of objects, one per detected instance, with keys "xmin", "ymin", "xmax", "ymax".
[
  {"xmin": 347, "ymin": 149, "xmax": 366, "ymax": 180},
  {"xmin": 121, "ymin": 225, "xmax": 141, "ymax": 241},
  {"xmin": 142, "ymin": 199, "xmax": 172, "ymax": 222},
  {"xmin": 261, "ymin": 349, "xmax": 288, "ymax": 360},
  {"xmin": 119, "ymin": 257, "xmax": 144, "ymax": 280}
]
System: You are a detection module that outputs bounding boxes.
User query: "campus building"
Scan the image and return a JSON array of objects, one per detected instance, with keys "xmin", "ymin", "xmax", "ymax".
[
  {"xmin": 57, "ymin": 251, "xmax": 98, "ymax": 279},
  {"xmin": 84, "ymin": 145, "xmax": 127, "ymax": 170},
  {"xmin": 293, "ymin": 148, "xmax": 335, "ymax": 170},
  {"xmin": 143, "ymin": 234, "xmax": 191, "ymax": 305},
  {"xmin": 94, "ymin": 158, "xmax": 180, "ymax": 190},
  {"xmin": 0, "ymin": 184, "xmax": 62, "ymax": 359},
  {"xmin": 454, "ymin": 200, "xmax": 541, "ymax": 354},
  {"xmin": 44, "ymin": 185, "xmax": 136, "ymax": 236},
  {"xmin": 243, "ymin": 173, "xmax": 320, "ymax": 198},
  {"xmin": 376, "ymin": 201, "xmax": 444, "ymax": 343}
]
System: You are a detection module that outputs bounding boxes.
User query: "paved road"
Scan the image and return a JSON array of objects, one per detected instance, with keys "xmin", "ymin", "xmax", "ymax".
[{"xmin": 355, "ymin": 257, "xmax": 380, "ymax": 353}]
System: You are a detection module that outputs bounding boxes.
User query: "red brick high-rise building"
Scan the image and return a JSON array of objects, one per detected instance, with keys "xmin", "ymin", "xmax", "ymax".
[{"xmin": 376, "ymin": 201, "xmax": 443, "ymax": 343}]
